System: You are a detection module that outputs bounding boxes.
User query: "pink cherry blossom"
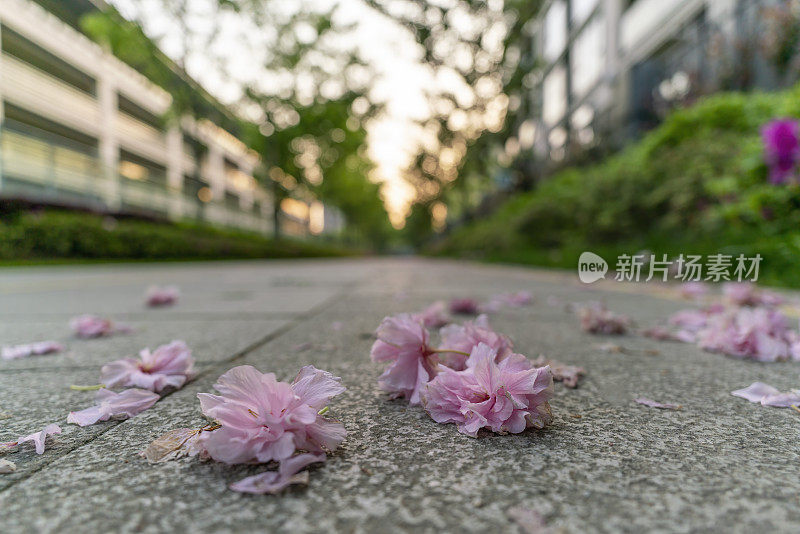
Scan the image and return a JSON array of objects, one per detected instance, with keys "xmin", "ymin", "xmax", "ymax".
[
  {"xmin": 678, "ymin": 282, "xmax": 708, "ymax": 300},
  {"xmin": 413, "ymin": 301, "xmax": 450, "ymax": 328},
  {"xmin": 17, "ymin": 424, "xmax": 61, "ymax": 454},
  {"xmin": 70, "ymin": 315, "xmax": 130, "ymax": 338},
  {"xmin": 696, "ymin": 307, "xmax": 794, "ymax": 362},
  {"xmin": 196, "ymin": 365, "xmax": 346, "ymax": 465},
  {"xmin": 449, "ymin": 298, "xmax": 479, "ymax": 315},
  {"xmin": 438, "ymin": 314, "xmax": 514, "ymax": 370},
  {"xmin": 422, "ymin": 343, "xmax": 554, "ymax": 437},
  {"xmin": 731, "ymin": 382, "xmax": 800, "ymax": 407},
  {"xmin": 723, "ymin": 282, "xmax": 784, "ymax": 307},
  {"xmin": 1, "ymin": 341, "xmax": 63, "ymax": 360},
  {"xmin": 145, "ymin": 285, "xmax": 179, "ymax": 307},
  {"xmin": 100, "ymin": 340, "xmax": 196, "ymax": 392},
  {"xmin": 67, "ymin": 388, "xmax": 159, "ymax": 426},
  {"xmin": 229, "ymin": 452, "xmax": 326, "ymax": 494},
  {"xmin": 577, "ymin": 303, "xmax": 630, "ymax": 335},
  {"xmin": 370, "ymin": 314, "xmax": 435, "ymax": 404}
]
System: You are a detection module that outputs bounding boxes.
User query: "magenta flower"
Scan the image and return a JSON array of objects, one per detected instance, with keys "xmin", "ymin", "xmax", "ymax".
[
  {"xmin": 762, "ymin": 118, "xmax": 800, "ymax": 184},
  {"xmin": 577, "ymin": 303, "xmax": 630, "ymax": 335},
  {"xmin": 413, "ymin": 301, "xmax": 450, "ymax": 328},
  {"xmin": 196, "ymin": 365, "xmax": 346, "ymax": 465},
  {"xmin": 449, "ymin": 298, "xmax": 479, "ymax": 315},
  {"xmin": 438, "ymin": 314, "xmax": 514, "ymax": 369},
  {"xmin": 732, "ymin": 382, "xmax": 800, "ymax": 407},
  {"xmin": 229, "ymin": 452, "xmax": 326, "ymax": 494},
  {"xmin": 17, "ymin": 424, "xmax": 62, "ymax": 454},
  {"xmin": 145, "ymin": 285, "xmax": 179, "ymax": 307},
  {"xmin": 67, "ymin": 388, "xmax": 159, "ymax": 426},
  {"xmin": 1, "ymin": 341, "xmax": 63, "ymax": 360},
  {"xmin": 101, "ymin": 340, "xmax": 196, "ymax": 392},
  {"xmin": 422, "ymin": 343, "xmax": 554, "ymax": 437},
  {"xmin": 70, "ymin": 315, "xmax": 130, "ymax": 338},
  {"xmin": 370, "ymin": 314, "xmax": 435, "ymax": 404}
]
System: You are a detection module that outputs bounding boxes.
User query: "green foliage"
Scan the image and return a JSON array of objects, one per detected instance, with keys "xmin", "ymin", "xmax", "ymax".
[
  {"xmin": 0, "ymin": 209, "xmax": 352, "ymax": 262},
  {"xmin": 432, "ymin": 86, "xmax": 800, "ymax": 287}
]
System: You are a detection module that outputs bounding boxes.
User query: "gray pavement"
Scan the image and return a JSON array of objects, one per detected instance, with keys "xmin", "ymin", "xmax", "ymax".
[{"xmin": 1, "ymin": 258, "xmax": 799, "ymax": 533}]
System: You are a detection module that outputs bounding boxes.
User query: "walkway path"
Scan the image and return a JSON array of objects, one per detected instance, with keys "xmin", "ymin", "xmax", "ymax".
[{"xmin": 1, "ymin": 258, "xmax": 798, "ymax": 532}]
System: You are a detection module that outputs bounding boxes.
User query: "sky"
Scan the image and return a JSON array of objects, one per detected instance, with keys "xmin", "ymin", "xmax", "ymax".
[{"xmin": 109, "ymin": 0, "xmax": 431, "ymax": 227}]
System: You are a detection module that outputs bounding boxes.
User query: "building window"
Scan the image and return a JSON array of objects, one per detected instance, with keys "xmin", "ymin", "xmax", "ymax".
[
  {"xmin": 572, "ymin": 0, "xmax": 599, "ymax": 27},
  {"xmin": 118, "ymin": 95, "xmax": 163, "ymax": 131},
  {"xmin": 543, "ymin": 1, "xmax": 568, "ymax": 62},
  {"xmin": 0, "ymin": 24, "xmax": 96, "ymax": 95},
  {"xmin": 543, "ymin": 64, "xmax": 567, "ymax": 127},
  {"xmin": 571, "ymin": 16, "xmax": 605, "ymax": 99}
]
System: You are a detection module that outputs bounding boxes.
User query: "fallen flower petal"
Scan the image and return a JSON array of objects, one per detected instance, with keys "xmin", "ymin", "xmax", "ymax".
[
  {"xmin": 71, "ymin": 315, "xmax": 130, "ymax": 338},
  {"xmin": 577, "ymin": 303, "xmax": 630, "ymax": 335},
  {"xmin": 531, "ymin": 356, "xmax": 585, "ymax": 388},
  {"xmin": 507, "ymin": 506, "xmax": 552, "ymax": 534},
  {"xmin": 678, "ymin": 282, "xmax": 708, "ymax": 300},
  {"xmin": 145, "ymin": 285, "xmax": 179, "ymax": 307},
  {"xmin": 1, "ymin": 341, "xmax": 63, "ymax": 360},
  {"xmin": 438, "ymin": 314, "xmax": 514, "ymax": 370},
  {"xmin": 634, "ymin": 397, "xmax": 681, "ymax": 410},
  {"xmin": 423, "ymin": 343, "xmax": 554, "ymax": 437},
  {"xmin": 413, "ymin": 301, "xmax": 450, "ymax": 328},
  {"xmin": 449, "ymin": 298, "xmax": 479, "ymax": 315},
  {"xmin": 731, "ymin": 382, "xmax": 800, "ymax": 407},
  {"xmin": 370, "ymin": 314, "xmax": 435, "ymax": 404},
  {"xmin": 196, "ymin": 365, "xmax": 346, "ymax": 465},
  {"xmin": 67, "ymin": 388, "xmax": 159, "ymax": 426},
  {"xmin": 17, "ymin": 423, "xmax": 61, "ymax": 454},
  {"xmin": 0, "ymin": 459, "xmax": 16, "ymax": 474},
  {"xmin": 101, "ymin": 340, "xmax": 195, "ymax": 392},
  {"xmin": 229, "ymin": 452, "xmax": 326, "ymax": 494},
  {"xmin": 142, "ymin": 428, "xmax": 201, "ymax": 463}
]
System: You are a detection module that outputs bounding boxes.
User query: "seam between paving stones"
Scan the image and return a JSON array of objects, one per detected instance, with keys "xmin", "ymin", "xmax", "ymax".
[{"xmin": 0, "ymin": 275, "xmax": 364, "ymax": 495}]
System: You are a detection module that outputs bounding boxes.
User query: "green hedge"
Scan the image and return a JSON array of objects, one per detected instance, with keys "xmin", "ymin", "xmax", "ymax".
[
  {"xmin": 0, "ymin": 209, "xmax": 352, "ymax": 262},
  {"xmin": 432, "ymin": 85, "xmax": 800, "ymax": 287}
]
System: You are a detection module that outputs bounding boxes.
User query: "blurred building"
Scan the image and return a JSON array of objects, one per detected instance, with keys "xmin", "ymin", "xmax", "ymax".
[
  {"xmin": 527, "ymin": 0, "xmax": 793, "ymax": 161},
  {"xmin": 0, "ymin": 0, "xmax": 344, "ymax": 237}
]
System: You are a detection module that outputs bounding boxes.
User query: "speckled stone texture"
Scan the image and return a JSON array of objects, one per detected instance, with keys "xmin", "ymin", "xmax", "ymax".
[{"xmin": 1, "ymin": 258, "xmax": 799, "ymax": 533}]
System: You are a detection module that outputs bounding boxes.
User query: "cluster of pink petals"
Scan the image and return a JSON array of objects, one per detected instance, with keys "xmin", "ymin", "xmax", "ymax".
[
  {"xmin": 439, "ymin": 314, "xmax": 514, "ymax": 369},
  {"xmin": 722, "ymin": 282, "xmax": 783, "ymax": 307},
  {"xmin": 70, "ymin": 315, "xmax": 130, "ymax": 338},
  {"xmin": 695, "ymin": 307, "xmax": 800, "ymax": 362},
  {"xmin": 449, "ymin": 298, "xmax": 479, "ymax": 315},
  {"xmin": 479, "ymin": 291, "xmax": 533, "ymax": 313},
  {"xmin": 17, "ymin": 424, "xmax": 62, "ymax": 454},
  {"xmin": 194, "ymin": 365, "xmax": 346, "ymax": 494},
  {"xmin": 100, "ymin": 340, "xmax": 195, "ymax": 392},
  {"xmin": 67, "ymin": 388, "xmax": 159, "ymax": 426},
  {"xmin": 732, "ymin": 382, "xmax": 800, "ymax": 407},
  {"xmin": 577, "ymin": 303, "xmax": 631, "ymax": 335},
  {"xmin": 370, "ymin": 314, "xmax": 436, "ymax": 404},
  {"xmin": 423, "ymin": 343, "xmax": 554, "ymax": 437},
  {"xmin": 1, "ymin": 341, "xmax": 63, "ymax": 360},
  {"xmin": 196, "ymin": 365, "xmax": 346, "ymax": 465},
  {"xmin": 413, "ymin": 301, "xmax": 450, "ymax": 328},
  {"xmin": 145, "ymin": 285, "xmax": 180, "ymax": 307},
  {"xmin": 679, "ymin": 282, "xmax": 708, "ymax": 300}
]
